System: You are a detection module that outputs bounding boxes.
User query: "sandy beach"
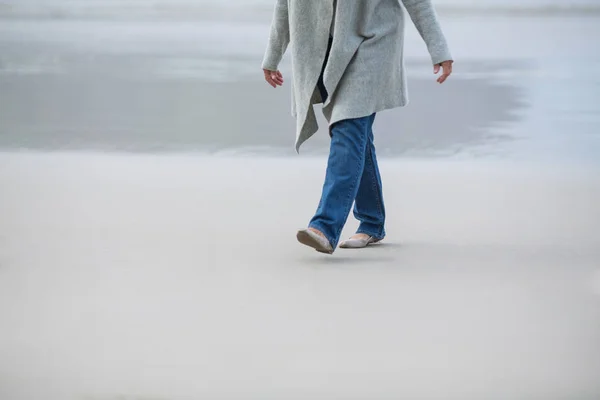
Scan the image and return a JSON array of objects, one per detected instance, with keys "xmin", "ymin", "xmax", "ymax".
[
  {"xmin": 1, "ymin": 0, "xmax": 600, "ymax": 398},
  {"xmin": 1, "ymin": 153, "xmax": 599, "ymax": 399}
]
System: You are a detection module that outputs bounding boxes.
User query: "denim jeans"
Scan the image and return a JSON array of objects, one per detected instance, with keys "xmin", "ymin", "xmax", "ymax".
[{"xmin": 309, "ymin": 74, "xmax": 386, "ymax": 248}]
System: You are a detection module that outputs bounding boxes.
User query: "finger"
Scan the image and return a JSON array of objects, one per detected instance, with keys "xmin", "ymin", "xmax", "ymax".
[
  {"xmin": 437, "ymin": 69, "xmax": 446, "ymax": 83},
  {"xmin": 433, "ymin": 64, "xmax": 440, "ymax": 74},
  {"xmin": 265, "ymin": 76, "xmax": 276, "ymax": 88},
  {"xmin": 437, "ymin": 72, "xmax": 450, "ymax": 84},
  {"xmin": 272, "ymin": 74, "xmax": 283, "ymax": 85}
]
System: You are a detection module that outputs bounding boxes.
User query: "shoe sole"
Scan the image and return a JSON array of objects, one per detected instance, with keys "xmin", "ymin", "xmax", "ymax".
[{"xmin": 296, "ymin": 230, "xmax": 334, "ymax": 254}]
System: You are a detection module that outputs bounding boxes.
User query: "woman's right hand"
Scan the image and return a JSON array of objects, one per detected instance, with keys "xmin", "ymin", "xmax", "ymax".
[{"xmin": 263, "ymin": 69, "xmax": 284, "ymax": 88}]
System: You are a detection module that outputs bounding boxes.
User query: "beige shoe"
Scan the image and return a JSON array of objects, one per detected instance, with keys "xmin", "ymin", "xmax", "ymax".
[
  {"xmin": 296, "ymin": 229, "xmax": 334, "ymax": 254},
  {"xmin": 339, "ymin": 235, "xmax": 382, "ymax": 249}
]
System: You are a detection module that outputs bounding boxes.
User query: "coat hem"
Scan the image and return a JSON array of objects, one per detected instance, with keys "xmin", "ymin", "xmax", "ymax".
[
  {"xmin": 327, "ymin": 99, "xmax": 409, "ymax": 128},
  {"xmin": 293, "ymin": 99, "xmax": 410, "ymax": 153}
]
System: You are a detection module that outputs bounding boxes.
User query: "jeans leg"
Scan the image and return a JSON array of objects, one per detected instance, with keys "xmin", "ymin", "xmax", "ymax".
[
  {"xmin": 353, "ymin": 114, "xmax": 386, "ymax": 239},
  {"xmin": 308, "ymin": 115, "xmax": 373, "ymax": 248}
]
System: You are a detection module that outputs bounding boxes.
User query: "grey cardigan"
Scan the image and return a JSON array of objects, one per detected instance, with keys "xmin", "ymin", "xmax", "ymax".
[{"xmin": 262, "ymin": 0, "xmax": 452, "ymax": 152}]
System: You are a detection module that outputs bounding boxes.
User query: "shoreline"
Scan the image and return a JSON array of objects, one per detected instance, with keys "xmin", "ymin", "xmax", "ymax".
[{"xmin": 2, "ymin": 148, "xmax": 600, "ymax": 169}]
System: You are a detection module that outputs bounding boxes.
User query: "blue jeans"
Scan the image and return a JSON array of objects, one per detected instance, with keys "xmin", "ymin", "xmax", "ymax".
[{"xmin": 308, "ymin": 112, "xmax": 386, "ymax": 249}]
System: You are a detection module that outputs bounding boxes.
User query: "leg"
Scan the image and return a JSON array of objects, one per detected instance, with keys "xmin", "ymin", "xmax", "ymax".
[
  {"xmin": 353, "ymin": 115, "xmax": 386, "ymax": 239},
  {"xmin": 307, "ymin": 115, "xmax": 374, "ymax": 249}
]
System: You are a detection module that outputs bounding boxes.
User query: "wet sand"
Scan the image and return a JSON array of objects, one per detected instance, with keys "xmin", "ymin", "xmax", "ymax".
[
  {"xmin": 0, "ymin": 73, "xmax": 524, "ymax": 157},
  {"xmin": 1, "ymin": 153, "xmax": 599, "ymax": 400},
  {"xmin": 1, "ymin": 14, "xmax": 600, "ymax": 161}
]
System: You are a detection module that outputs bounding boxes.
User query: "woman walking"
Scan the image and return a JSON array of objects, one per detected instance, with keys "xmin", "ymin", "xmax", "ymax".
[{"xmin": 262, "ymin": 0, "xmax": 453, "ymax": 254}]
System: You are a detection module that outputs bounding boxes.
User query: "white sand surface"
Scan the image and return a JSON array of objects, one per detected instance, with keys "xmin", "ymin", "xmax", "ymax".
[{"xmin": 0, "ymin": 152, "xmax": 599, "ymax": 400}]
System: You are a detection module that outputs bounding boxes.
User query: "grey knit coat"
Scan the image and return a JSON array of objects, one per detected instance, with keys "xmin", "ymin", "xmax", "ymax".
[{"xmin": 262, "ymin": 0, "xmax": 453, "ymax": 152}]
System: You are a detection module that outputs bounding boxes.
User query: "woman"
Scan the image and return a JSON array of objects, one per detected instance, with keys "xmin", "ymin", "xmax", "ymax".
[{"xmin": 262, "ymin": 0, "xmax": 453, "ymax": 254}]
